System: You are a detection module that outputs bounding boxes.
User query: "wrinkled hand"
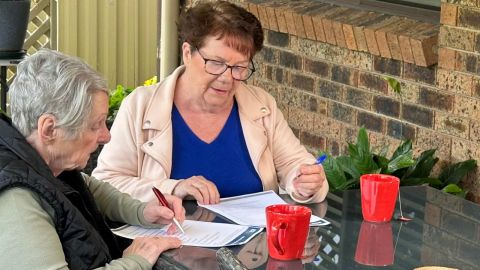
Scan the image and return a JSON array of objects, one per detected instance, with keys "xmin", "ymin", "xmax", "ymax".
[
  {"xmin": 123, "ymin": 236, "xmax": 181, "ymax": 264},
  {"xmin": 293, "ymin": 164, "xmax": 327, "ymax": 199},
  {"xmin": 187, "ymin": 207, "xmax": 216, "ymax": 222},
  {"xmin": 302, "ymin": 228, "xmax": 320, "ymax": 263},
  {"xmin": 144, "ymin": 194, "xmax": 185, "ymax": 224},
  {"xmin": 172, "ymin": 176, "xmax": 220, "ymax": 204}
]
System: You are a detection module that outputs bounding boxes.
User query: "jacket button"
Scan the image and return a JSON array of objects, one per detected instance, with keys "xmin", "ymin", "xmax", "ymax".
[
  {"xmin": 147, "ymin": 142, "xmax": 153, "ymax": 147},
  {"xmin": 261, "ymin": 107, "xmax": 267, "ymax": 114},
  {"xmin": 144, "ymin": 120, "xmax": 151, "ymax": 128}
]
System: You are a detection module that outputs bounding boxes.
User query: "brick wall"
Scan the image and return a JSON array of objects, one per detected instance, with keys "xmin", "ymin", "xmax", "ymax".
[{"xmin": 233, "ymin": 0, "xmax": 480, "ymax": 202}]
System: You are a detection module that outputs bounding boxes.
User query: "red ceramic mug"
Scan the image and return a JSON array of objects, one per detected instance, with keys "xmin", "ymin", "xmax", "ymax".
[
  {"xmin": 360, "ymin": 174, "xmax": 400, "ymax": 222},
  {"xmin": 354, "ymin": 221, "xmax": 394, "ymax": 266},
  {"xmin": 265, "ymin": 204, "xmax": 311, "ymax": 260}
]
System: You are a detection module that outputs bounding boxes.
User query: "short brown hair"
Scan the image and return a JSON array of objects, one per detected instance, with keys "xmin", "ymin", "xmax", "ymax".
[{"xmin": 177, "ymin": 1, "xmax": 264, "ymax": 59}]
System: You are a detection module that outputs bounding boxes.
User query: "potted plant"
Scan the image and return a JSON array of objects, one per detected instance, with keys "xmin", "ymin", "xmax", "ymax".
[
  {"xmin": 321, "ymin": 127, "xmax": 477, "ymax": 197},
  {"xmin": 0, "ymin": 0, "xmax": 30, "ymax": 58}
]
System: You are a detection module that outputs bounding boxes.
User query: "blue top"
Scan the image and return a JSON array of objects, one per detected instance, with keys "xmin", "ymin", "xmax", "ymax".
[{"xmin": 170, "ymin": 101, "xmax": 263, "ymax": 198}]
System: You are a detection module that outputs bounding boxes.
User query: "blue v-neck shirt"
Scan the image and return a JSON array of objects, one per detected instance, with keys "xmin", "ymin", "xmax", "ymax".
[{"xmin": 170, "ymin": 101, "xmax": 263, "ymax": 198}]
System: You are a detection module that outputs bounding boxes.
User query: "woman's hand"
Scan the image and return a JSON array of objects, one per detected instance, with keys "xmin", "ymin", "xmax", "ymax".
[
  {"xmin": 172, "ymin": 176, "xmax": 220, "ymax": 204},
  {"xmin": 293, "ymin": 164, "xmax": 327, "ymax": 199},
  {"xmin": 143, "ymin": 194, "xmax": 185, "ymax": 224},
  {"xmin": 123, "ymin": 236, "xmax": 181, "ymax": 264}
]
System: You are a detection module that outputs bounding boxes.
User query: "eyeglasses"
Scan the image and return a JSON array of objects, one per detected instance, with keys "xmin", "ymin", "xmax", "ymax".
[{"xmin": 195, "ymin": 48, "xmax": 255, "ymax": 81}]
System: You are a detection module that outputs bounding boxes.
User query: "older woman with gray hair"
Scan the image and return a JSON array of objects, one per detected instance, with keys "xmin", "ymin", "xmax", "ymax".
[{"xmin": 0, "ymin": 49, "xmax": 184, "ymax": 270}]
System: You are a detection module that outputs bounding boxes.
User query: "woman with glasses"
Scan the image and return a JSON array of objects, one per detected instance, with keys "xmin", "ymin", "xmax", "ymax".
[{"xmin": 93, "ymin": 1, "xmax": 329, "ymax": 205}]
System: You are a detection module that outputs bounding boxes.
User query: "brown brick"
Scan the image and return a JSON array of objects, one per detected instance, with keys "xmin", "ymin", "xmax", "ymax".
[
  {"xmin": 279, "ymin": 50, "xmax": 302, "ymax": 69},
  {"xmin": 256, "ymin": 5, "xmax": 269, "ymax": 31},
  {"xmin": 339, "ymin": 11, "xmax": 371, "ymax": 50},
  {"xmin": 410, "ymin": 25, "xmax": 439, "ymax": 67},
  {"xmin": 364, "ymin": 16, "xmax": 402, "ymax": 56},
  {"xmin": 387, "ymin": 120, "xmax": 416, "ymax": 140},
  {"xmin": 331, "ymin": 65, "xmax": 359, "ymax": 87},
  {"xmin": 386, "ymin": 20, "xmax": 418, "ymax": 61},
  {"xmin": 437, "ymin": 69, "xmax": 473, "ymax": 95},
  {"xmin": 305, "ymin": 59, "xmax": 330, "ymax": 78},
  {"xmin": 290, "ymin": 73, "xmax": 315, "ymax": 92},
  {"xmin": 439, "ymin": 26, "xmax": 475, "ymax": 51},
  {"xmin": 452, "ymin": 139, "xmax": 480, "ymax": 165},
  {"xmin": 345, "ymin": 87, "xmax": 372, "ymax": 109},
  {"xmin": 435, "ymin": 112, "xmax": 469, "ymax": 139},
  {"xmin": 437, "ymin": 47, "xmax": 456, "ymax": 70},
  {"xmin": 415, "ymin": 128, "xmax": 452, "ymax": 160},
  {"xmin": 402, "ymin": 104, "xmax": 434, "ymax": 128},
  {"xmin": 375, "ymin": 18, "xmax": 411, "ymax": 59},
  {"xmin": 313, "ymin": 116, "xmax": 342, "ymax": 140},
  {"xmin": 351, "ymin": 13, "xmax": 388, "ymax": 53},
  {"xmin": 287, "ymin": 106, "xmax": 315, "ymax": 131},
  {"xmin": 440, "ymin": 3, "xmax": 458, "ymax": 26},
  {"xmin": 283, "ymin": 9, "xmax": 297, "ymax": 35},
  {"xmin": 309, "ymin": 5, "xmax": 336, "ymax": 43},
  {"xmin": 373, "ymin": 56, "xmax": 402, "ymax": 76},
  {"xmin": 374, "ymin": 96, "xmax": 400, "ymax": 117},
  {"xmin": 398, "ymin": 23, "xmax": 431, "ymax": 64},
  {"xmin": 470, "ymin": 120, "xmax": 480, "ymax": 144},
  {"xmin": 473, "ymin": 76, "xmax": 480, "ymax": 98},
  {"xmin": 458, "ymin": 7, "xmax": 480, "ymax": 29},
  {"xmin": 300, "ymin": 131, "xmax": 326, "ymax": 151},
  {"xmin": 455, "ymin": 51, "xmax": 478, "ymax": 74},
  {"xmin": 358, "ymin": 111, "xmax": 384, "ymax": 133},
  {"xmin": 274, "ymin": 6, "xmax": 288, "ymax": 33},
  {"xmin": 330, "ymin": 102, "xmax": 356, "ymax": 125},
  {"xmin": 302, "ymin": 14, "xmax": 316, "ymax": 40},
  {"xmin": 265, "ymin": 6, "xmax": 278, "ymax": 31},
  {"xmin": 403, "ymin": 62, "xmax": 436, "ymax": 85},
  {"xmin": 358, "ymin": 72, "xmax": 388, "ymax": 93},
  {"xmin": 454, "ymin": 96, "xmax": 480, "ymax": 119},
  {"xmin": 317, "ymin": 80, "xmax": 344, "ymax": 101},
  {"xmin": 419, "ymin": 86, "xmax": 454, "ymax": 112},
  {"xmin": 267, "ymin": 31, "xmax": 289, "ymax": 47},
  {"xmin": 293, "ymin": 12, "xmax": 307, "ymax": 39},
  {"xmin": 321, "ymin": 7, "xmax": 350, "ymax": 45},
  {"xmin": 330, "ymin": 10, "xmax": 367, "ymax": 49}
]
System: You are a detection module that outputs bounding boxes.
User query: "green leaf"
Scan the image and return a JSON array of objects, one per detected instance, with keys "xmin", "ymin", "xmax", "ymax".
[
  {"xmin": 384, "ymin": 77, "xmax": 402, "ymax": 96},
  {"xmin": 438, "ymin": 159, "xmax": 477, "ymax": 186},
  {"xmin": 337, "ymin": 156, "xmax": 361, "ymax": 181},
  {"xmin": 322, "ymin": 156, "xmax": 348, "ymax": 192},
  {"xmin": 385, "ymin": 150, "xmax": 415, "ymax": 174},
  {"xmin": 402, "ymin": 149, "xmax": 438, "ymax": 180},
  {"xmin": 442, "ymin": 184, "xmax": 466, "ymax": 198},
  {"xmin": 401, "ymin": 177, "xmax": 442, "ymax": 187},
  {"xmin": 391, "ymin": 140, "xmax": 412, "ymax": 160}
]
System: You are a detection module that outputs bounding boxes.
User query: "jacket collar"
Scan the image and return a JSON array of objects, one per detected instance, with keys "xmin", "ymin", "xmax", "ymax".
[
  {"xmin": 0, "ymin": 114, "xmax": 74, "ymax": 194},
  {"xmin": 142, "ymin": 65, "xmax": 271, "ymax": 131}
]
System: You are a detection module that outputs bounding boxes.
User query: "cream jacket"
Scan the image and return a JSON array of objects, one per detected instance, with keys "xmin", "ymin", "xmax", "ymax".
[{"xmin": 93, "ymin": 66, "xmax": 328, "ymax": 203}]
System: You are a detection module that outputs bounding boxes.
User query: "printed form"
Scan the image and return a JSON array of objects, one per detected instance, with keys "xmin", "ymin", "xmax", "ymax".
[
  {"xmin": 199, "ymin": 190, "xmax": 331, "ymax": 227},
  {"xmin": 112, "ymin": 220, "xmax": 262, "ymax": 247}
]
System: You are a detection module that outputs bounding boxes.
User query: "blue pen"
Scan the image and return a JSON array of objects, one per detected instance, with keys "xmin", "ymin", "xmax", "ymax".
[
  {"xmin": 315, "ymin": 153, "xmax": 328, "ymax": 165},
  {"xmin": 297, "ymin": 153, "xmax": 328, "ymax": 178}
]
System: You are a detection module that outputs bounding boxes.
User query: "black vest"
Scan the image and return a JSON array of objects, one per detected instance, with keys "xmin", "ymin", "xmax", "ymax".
[{"xmin": 0, "ymin": 114, "xmax": 122, "ymax": 270}]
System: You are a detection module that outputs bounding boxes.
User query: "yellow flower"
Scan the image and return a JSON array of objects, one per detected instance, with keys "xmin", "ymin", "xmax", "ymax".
[{"xmin": 143, "ymin": 76, "xmax": 158, "ymax": 86}]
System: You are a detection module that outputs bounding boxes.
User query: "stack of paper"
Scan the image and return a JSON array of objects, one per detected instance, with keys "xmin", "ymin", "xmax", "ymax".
[
  {"xmin": 112, "ymin": 220, "xmax": 262, "ymax": 247},
  {"xmin": 199, "ymin": 190, "xmax": 330, "ymax": 227}
]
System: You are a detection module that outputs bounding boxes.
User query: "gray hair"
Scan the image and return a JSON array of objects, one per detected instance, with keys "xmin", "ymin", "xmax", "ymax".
[{"xmin": 9, "ymin": 49, "xmax": 108, "ymax": 138}]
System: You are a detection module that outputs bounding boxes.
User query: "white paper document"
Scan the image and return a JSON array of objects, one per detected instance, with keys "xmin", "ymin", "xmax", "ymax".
[
  {"xmin": 112, "ymin": 220, "xmax": 262, "ymax": 247},
  {"xmin": 199, "ymin": 190, "xmax": 330, "ymax": 227}
]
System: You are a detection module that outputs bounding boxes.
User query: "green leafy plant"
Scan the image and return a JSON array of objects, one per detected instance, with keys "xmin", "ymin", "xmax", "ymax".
[
  {"xmin": 322, "ymin": 127, "xmax": 476, "ymax": 197},
  {"xmin": 107, "ymin": 76, "xmax": 157, "ymax": 122}
]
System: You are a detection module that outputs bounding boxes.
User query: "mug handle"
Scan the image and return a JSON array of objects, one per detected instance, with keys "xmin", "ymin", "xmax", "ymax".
[{"xmin": 271, "ymin": 220, "xmax": 288, "ymax": 255}]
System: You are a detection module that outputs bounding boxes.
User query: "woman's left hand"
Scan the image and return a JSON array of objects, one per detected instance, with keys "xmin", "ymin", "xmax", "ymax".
[
  {"xmin": 293, "ymin": 164, "xmax": 327, "ymax": 199},
  {"xmin": 143, "ymin": 194, "xmax": 186, "ymax": 224}
]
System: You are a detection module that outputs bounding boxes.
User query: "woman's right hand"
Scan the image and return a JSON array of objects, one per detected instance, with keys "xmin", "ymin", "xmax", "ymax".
[
  {"xmin": 123, "ymin": 236, "xmax": 181, "ymax": 265},
  {"xmin": 172, "ymin": 176, "xmax": 220, "ymax": 204}
]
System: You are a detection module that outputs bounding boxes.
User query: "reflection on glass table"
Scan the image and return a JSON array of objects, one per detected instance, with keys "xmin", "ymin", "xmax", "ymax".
[{"xmin": 155, "ymin": 186, "xmax": 480, "ymax": 270}]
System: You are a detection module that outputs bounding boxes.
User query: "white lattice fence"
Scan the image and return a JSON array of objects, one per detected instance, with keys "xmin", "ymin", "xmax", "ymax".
[{"xmin": 7, "ymin": 0, "xmax": 54, "ymax": 82}]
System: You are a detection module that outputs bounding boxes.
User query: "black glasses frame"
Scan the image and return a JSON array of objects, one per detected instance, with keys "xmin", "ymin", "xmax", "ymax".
[{"xmin": 195, "ymin": 47, "xmax": 256, "ymax": 81}]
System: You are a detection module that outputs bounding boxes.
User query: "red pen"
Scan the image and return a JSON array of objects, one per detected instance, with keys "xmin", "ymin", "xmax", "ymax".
[{"xmin": 152, "ymin": 187, "xmax": 185, "ymax": 233}]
